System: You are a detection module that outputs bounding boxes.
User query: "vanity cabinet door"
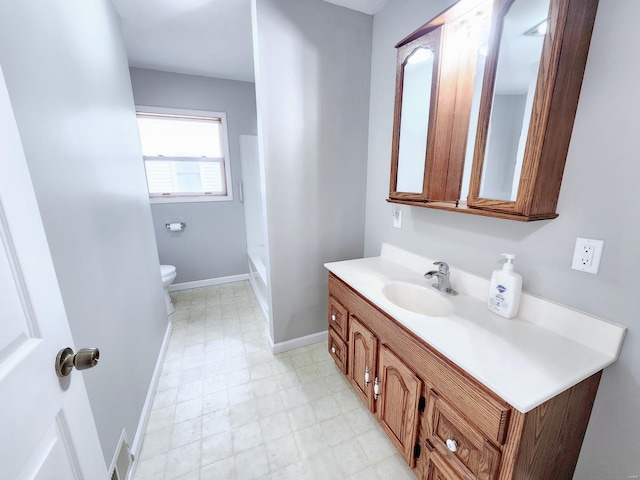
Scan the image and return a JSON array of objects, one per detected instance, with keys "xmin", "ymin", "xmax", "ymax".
[
  {"xmin": 466, "ymin": 0, "xmax": 599, "ymax": 220},
  {"xmin": 347, "ymin": 315, "xmax": 378, "ymax": 411},
  {"xmin": 376, "ymin": 344, "xmax": 423, "ymax": 467}
]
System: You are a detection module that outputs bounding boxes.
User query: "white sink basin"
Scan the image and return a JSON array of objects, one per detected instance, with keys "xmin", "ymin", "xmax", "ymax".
[{"xmin": 382, "ymin": 281, "xmax": 454, "ymax": 317}]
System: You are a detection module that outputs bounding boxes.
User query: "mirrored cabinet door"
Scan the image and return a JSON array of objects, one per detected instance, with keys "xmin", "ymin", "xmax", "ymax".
[
  {"xmin": 467, "ymin": 0, "xmax": 599, "ymax": 219},
  {"xmin": 394, "ymin": 44, "xmax": 438, "ymax": 195},
  {"xmin": 479, "ymin": 0, "xmax": 549, "ymax": 202},
  {"xmin": 389, "ymin": 1, "xmax": 491, "ymax": 204},
  {"xmin": 389, "ymin": 27, "xmax": 442, "ymax": 201}
]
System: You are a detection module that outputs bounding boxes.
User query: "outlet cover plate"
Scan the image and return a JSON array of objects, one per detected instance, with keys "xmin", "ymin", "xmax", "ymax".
[
  {"xmin": 392, "ymin": 207, "xmax": 402, "ymax": 229},
  {"xmin": 571, "ymin": 237, "xmax": 604, "ymax": 274}
]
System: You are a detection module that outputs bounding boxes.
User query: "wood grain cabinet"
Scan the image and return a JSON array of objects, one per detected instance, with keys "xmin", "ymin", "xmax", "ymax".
[
  {"xmin": 376, "ymin": 344, "xmax": 423, "ymax": 467},
  {"xmin": 426, "ymin": 390, "xmax": 501, "ymax": 479},
  {"xmin": 425, "ymin": 453, "xmax": 464, "ymax": 480},
  {"xmin": 327, "ymin": 273, "xmax": 603, "ymax": 479},
  {"xmin": 347, "ymin": 315, "xmax": 378, "ymax": 411},
  {"xmin": 387, "ymin": 0, "xmax": 600, "ymax": 221}
]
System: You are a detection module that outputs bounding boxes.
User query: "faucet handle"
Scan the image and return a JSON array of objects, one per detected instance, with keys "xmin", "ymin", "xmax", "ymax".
[{"xmin": 434, "ymin": 261, "xmax": 449, "ymax": 275}]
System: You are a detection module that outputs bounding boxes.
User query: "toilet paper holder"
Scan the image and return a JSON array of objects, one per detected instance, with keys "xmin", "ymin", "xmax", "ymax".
[{"xmin": 165, "ymin": 222, "xmax": 186, "ymax": 231}]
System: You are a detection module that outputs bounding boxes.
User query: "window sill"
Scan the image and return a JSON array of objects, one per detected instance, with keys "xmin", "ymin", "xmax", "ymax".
[{"xmin": 150, "ymin": 195, "xmax": 233, "ymax": 204}]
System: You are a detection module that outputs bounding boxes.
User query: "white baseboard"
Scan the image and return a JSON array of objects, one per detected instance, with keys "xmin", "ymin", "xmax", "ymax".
[
  {"xmin": 169, "ymin": 273, "xmax": 250, "ymax": 291},
  {"xmin": 127, "ymin": 321, "xmax": 172, "ymax": 480},
  {"xmin": 271, "ymin": 330, "xmax": 327, "ymax": 355}
]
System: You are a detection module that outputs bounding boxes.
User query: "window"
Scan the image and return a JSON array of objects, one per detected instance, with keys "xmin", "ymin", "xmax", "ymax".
[{"xmin": 136, "ymin": 107, "xmax": 232, "ymax": 203}]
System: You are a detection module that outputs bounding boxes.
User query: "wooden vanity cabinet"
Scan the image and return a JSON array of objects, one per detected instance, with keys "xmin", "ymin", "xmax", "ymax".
[
  {"xmin": 329, "ymin": 296, "xmax": 424, "ymax": 465},
  {"xmin": 327, "ymin": 273, "xmax": 603, "ymax": 480}
]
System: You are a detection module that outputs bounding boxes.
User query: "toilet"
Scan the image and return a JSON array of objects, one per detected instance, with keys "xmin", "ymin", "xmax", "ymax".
[{"xmin": 160, "ymin": 265, "xmax": 177, "ymax": 315}]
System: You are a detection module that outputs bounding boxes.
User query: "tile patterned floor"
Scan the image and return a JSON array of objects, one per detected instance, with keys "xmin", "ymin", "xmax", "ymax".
[{"xmin": 133, "ymin": 281, "xmax": 416, "ymax": 480}]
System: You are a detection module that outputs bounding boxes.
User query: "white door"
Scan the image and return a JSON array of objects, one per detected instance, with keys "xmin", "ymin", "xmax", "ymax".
[{"xmin": 0, "ymin": 66, "xmax": 107, "ymax": 479}]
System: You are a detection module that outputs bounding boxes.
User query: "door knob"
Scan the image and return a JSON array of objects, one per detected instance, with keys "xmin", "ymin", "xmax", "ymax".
[{"xmin": 56, "ymin": 347, "xmax": 100, "ymax": 377}]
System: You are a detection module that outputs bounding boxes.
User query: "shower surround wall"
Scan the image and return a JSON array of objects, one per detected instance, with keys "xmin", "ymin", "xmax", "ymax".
[
  {"xmin": 252, "ymin": 0, "xmax": 373, "ymax": 346},
  {"xmin": 129, "ymin": 68, "xmax": 258, "ymax": 284}
]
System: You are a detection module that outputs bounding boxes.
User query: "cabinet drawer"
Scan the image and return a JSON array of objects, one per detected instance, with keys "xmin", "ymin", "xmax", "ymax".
[
  {"xmin": 328, "ymin": 328, "xmax": 347, "ymax": 374},
  {"xmin": 328, "ymin": 295, "xmax": 348, "ymax": 341},
  {"xmin": 427, "ymin": 390, "xmax": 501, "ymax": 480},
  {"xmin": 424, "ymin": 451, "xmax": 464, "ymax": 480}
]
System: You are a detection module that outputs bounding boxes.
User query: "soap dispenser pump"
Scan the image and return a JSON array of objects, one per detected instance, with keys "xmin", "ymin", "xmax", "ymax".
[{"xmin": 487, "ymin": 253, "xmax": 522, "ymax": 319}]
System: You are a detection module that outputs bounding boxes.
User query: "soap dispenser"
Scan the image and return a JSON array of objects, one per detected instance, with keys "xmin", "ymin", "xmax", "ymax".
[{"xmin": 487, "ymin": 254, "xmax": 522, "ymax": 319}]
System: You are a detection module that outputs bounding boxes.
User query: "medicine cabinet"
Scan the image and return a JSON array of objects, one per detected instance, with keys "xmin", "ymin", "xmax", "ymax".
[{"xmin": 388, "ymin": 0, "xmax": 599, "ymax": 221}]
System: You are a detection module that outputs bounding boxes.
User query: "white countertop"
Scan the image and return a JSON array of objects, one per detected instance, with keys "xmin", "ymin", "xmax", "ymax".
[{"xmin": 324, "ymin": 244, "xmax": 626, "ymax": 413}]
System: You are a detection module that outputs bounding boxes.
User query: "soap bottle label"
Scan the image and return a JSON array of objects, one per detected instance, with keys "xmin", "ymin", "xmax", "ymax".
[{"xmin": 489, "ymin": 285, "xmax": 508, "ymax": 310}]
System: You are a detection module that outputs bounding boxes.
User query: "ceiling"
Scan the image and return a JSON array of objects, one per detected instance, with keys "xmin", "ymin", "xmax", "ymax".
[{"xmin": 110, "ymin": 0, "xmax": 388, "ymax": 83}]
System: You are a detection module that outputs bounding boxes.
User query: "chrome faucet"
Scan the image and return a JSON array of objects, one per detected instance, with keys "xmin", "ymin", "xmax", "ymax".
[{"xmin": 424, "ymin": 261, "xmax": 458, "ymax": 296}]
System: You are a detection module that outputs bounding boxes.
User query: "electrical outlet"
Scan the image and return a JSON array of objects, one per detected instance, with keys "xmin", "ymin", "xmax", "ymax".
[
  {"xmin": 392, "ymin": 206, "xmax": 402, "ymax": 229},
  {"xmin": 571, "ymin": 237, "xmax": 604, "ymax": 274}
]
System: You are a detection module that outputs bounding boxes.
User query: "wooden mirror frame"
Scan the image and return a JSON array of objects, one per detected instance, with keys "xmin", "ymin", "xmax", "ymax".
[
  {"xmin": 467, "ymin": 0, "xmax": 599, "ymax": 219},
  {"xmin": 388, "ymin": 0, "xmax": 599, "ymax": 222},
  {"xmin": 388, "ymin": 27, "xmax": 442, "ymax": 202},
  {"xmin": 389, "ymin": 0, "xmax": 489, "ymax": 204}
]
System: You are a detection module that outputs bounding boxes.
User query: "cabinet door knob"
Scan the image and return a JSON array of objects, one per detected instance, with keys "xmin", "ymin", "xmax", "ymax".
[
  {"xmin": 331, "ymin": 346, "xmax": 336, "ymax": 354},
  {"xmin": 446, "ymin": 438, "xmax": 457, "ymax": 453},
  {"xmin": 331, "ymin": 314, "xmax": 337, "ymax": 321},
  {"xmin": 365, "ymin": 366, "xmax": 371, "ymax": 386},
  {"xmin": 374, "ymin": 377, "xmax": 381, "ymax": 400}
]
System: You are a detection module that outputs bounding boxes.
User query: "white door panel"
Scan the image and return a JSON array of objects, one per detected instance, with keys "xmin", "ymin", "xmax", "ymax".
[
  {"xmin": 19, "ymin": 415, "xmax": 79, "ymax": 480},
  {"xmin": 0, "ymin": 64, "xmax": 106, "ymax": 479}
]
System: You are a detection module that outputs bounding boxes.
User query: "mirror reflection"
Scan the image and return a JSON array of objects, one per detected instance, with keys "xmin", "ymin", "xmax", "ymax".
[
  {"xmin": 396, "ymin": 47, "xmax": 435, "ymax": 193},
  {"xmin": 461, "ymin": 12, "xmax": 492, "ymax": 202},
  {"xmin": 479, "ymin": 0, "xmax": 550, "ymax": 201}
]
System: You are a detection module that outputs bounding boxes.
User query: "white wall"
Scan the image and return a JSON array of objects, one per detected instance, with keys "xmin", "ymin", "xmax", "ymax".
[
  {"xmin": 0, "ymin": 0, "xmax": 168, "ymax": 464},
  {"xmin": 130, "ymin": 68, "xmax": 257, "ymax": 283},
  {"xmin": 252, "ymin": 0, "xmax": 372, "ymax": 344},
  {"xmin": 365, "ymin": 0, "xmax": 640, "ymax": 477}
]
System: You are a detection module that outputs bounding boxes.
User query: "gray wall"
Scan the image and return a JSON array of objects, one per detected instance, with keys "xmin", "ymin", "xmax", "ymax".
[
  {"xmin": 252, "ymin": 0, "xmax": 372, "ymax": 344},
  {"xmin": 0, "ymin": 0, "xmax": 168, "ymax": 464},
  {"xmin": 365, "ymin": 0, "xmax": 640, "ymax": 477},
  {"xmin": 129, "ymin": 68, "xmax": 257, "ymax": 283}
]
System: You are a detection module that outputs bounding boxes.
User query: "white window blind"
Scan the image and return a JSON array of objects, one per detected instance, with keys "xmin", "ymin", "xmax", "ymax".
[{"xmin": 136, "ymin": 111, "xmax": 230, "ymax": 200}]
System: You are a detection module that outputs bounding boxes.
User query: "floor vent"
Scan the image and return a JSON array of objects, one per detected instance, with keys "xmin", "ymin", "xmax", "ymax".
[{"xmin": 109, "ymin": 430, "xmax": 132, "ymax": 480}]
